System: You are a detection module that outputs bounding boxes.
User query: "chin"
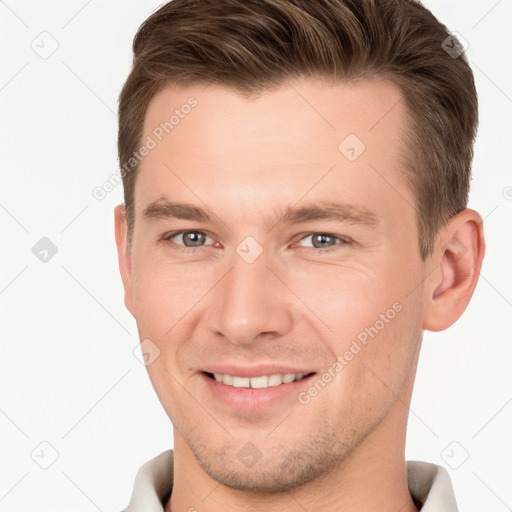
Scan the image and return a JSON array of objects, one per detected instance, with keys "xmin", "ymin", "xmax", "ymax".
[{"xmin": 188, "ymin": 435, "xmax": 345, "ymax": 494}]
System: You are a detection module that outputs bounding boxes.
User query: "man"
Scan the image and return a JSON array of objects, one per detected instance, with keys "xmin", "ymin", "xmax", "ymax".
[{"xmin": 114, "ymin": 0, "xmax": 485, "ymax": 510}]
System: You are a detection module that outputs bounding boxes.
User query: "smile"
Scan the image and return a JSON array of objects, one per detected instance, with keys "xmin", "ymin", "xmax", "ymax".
[{"xmin": 206, "ymin": 372, "xmax": 312, "ymax": 389}]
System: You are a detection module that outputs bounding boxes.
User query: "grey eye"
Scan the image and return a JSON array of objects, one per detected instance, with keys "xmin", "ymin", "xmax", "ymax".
[
  {"xmin": 174, "ymin": 231, "xmax": 209, "ymax": 247},
  {"xmin": 299, "ymin": 233, "xmax": 340, "ymax": 249}
]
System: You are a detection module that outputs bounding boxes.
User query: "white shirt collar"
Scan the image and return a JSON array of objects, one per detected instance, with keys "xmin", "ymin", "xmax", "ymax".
[{"xmin": 123, "ymin": 450, "xmax": 458, "ymax": 512}]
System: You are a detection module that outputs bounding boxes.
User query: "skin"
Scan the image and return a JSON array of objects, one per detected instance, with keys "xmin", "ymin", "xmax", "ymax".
[{"xmin": 114, "ymin": 77, "xmax": 485, "ymax": 512}]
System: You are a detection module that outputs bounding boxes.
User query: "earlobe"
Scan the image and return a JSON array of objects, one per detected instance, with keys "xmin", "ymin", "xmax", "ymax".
[
  {"xmin": 422, "ymin": 209, "xmax": 485, "ymax": 332},
  {"xmin": 114, "ymin": 204, "xmax": 135, "ymax": 317}
]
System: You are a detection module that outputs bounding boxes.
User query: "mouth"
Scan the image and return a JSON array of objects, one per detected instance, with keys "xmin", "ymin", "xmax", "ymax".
[
  {"xmin": 200, "ymin": 365, "xmax": 318, "ymax": 411},
  {"xmin": 203, "ymin": 371, "xmax": 315, "ymax": 389}
]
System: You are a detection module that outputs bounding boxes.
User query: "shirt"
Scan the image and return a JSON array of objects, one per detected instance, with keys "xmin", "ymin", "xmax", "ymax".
[{"xmin": 123, "ymin": 450, "xmax": 458, "ymax": 511}]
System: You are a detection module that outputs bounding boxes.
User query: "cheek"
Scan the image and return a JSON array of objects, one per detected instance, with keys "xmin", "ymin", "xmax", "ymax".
[
  {"xmin": 130, "ymin": 256, "xmax": 219, "ymax": 395},
  {"xmin": 283, "ymin": 263, "xmax": 392, "ymax": 342},
  {"xmin": 131, "ymin": 255, "xmax": 208, "ymax": 332},
  {"xmin": 298, "ymin": 260, "xmax": 422, "ymax": 388},
  {"xmin": 130, "ymin": 258, "xmax": 199, "ymax": 415},
  {"xmin": 333, "ymin": 285, "xmax": 423, "ymax": 412}
]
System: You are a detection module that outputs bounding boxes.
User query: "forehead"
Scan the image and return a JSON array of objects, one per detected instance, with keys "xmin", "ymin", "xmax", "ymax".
[
  {"xmin": 142, "ymin": 77, "xmax": 407, "ymax": 158},
  {"xmin": 136, "ymin": 77, "xmax": 415, "ymax": 229}
]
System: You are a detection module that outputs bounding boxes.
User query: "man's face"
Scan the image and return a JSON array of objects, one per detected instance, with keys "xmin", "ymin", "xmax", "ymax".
[{"xmin": 117, "ymin": 78, "xmax": 428, "ymax": 491}]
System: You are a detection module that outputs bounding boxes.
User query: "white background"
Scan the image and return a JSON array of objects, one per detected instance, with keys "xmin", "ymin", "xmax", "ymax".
[{"xmin": 0, "ymin": 1, "xmax": 511, "ymax": 511}]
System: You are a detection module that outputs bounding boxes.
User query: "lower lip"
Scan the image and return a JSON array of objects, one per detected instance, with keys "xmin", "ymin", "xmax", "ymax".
[{"xmin": 200, "ymin": 372, "xmax": 316, "ymax": 411}]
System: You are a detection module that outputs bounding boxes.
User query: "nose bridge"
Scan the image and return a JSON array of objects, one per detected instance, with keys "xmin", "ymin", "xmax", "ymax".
[{"xmin": 208, "ymin": 248, "xmax": 293, "ymax": 345}]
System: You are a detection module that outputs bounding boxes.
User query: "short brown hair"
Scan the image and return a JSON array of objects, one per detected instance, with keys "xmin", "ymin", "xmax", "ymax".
[{"xmin": 118, "ymin": 0, "xmax": 478, "ymax": 260}]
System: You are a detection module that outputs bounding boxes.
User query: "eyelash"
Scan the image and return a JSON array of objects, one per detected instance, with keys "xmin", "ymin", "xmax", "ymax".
[{"xmin": 161, "ymin": 230, "xmax": 351, "ymax": 254}]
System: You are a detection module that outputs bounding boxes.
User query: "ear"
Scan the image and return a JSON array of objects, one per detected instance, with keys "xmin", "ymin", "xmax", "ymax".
[
  {"xmin": 422, "ymin": 208, "xmax": 485, "ymax": 332},
  {"xmin": 114, "ymin": 204, "xmax": 135, "ymax": 317}
]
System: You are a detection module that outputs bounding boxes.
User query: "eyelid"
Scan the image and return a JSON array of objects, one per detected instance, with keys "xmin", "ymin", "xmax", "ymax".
[
  {"xmin": 165, "ymin": 230, "xmax": 214, "ymax": 244},
  {"xmin": 161, "ymin": 230, "xmax": 219, "ymax": 253},
  {"xmin": 292, "ymin": 232, "xmax": 352, "ymax": 250},
  {"xmin": 161, "ymin": 230, "xmax": 352, "ymax": 253}
]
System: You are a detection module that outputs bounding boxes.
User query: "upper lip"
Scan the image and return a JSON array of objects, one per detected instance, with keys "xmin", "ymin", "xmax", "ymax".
[{"xmin": 202, "ymin": 364, "xmax": 315, "ymax": 378}]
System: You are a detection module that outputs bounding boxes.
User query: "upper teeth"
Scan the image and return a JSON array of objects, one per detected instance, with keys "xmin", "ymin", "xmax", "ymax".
[{"xmin": 213, "ymin": 373, "xmax": 306, "ymax": 388}]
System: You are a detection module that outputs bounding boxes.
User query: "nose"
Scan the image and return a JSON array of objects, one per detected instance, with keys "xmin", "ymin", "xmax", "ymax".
[{"xmin": 205, "ymin": 248, "xmax": 294, "ymax": 346}]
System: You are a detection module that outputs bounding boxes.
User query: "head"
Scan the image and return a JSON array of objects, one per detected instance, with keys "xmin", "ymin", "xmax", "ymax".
[{"xmin": 115, "ymin": 0, "xmax": 484, "ymax": 495}]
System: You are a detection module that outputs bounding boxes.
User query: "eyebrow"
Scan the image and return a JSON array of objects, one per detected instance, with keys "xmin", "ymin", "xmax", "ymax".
[
  {"xmin": 142, "ymin": 197, "xmax": 381, "ymax": 229},
  {"xmin": 143, "ymin": 199, "xmax": 214, "ymax": 223}
]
